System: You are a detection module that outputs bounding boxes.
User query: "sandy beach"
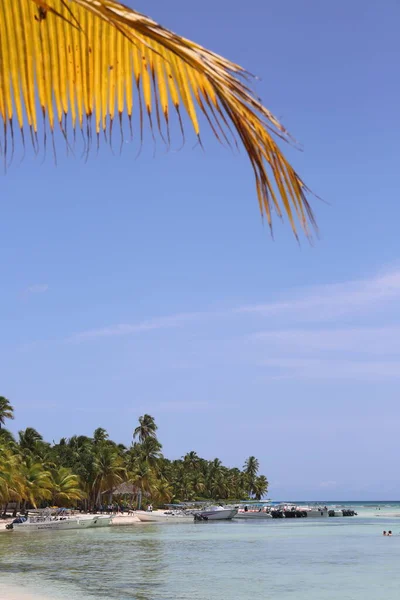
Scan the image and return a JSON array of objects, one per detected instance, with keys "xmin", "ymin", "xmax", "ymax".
[{"xmin": 1, "ymin": 583, "xmax": 48, "ymax": 600}]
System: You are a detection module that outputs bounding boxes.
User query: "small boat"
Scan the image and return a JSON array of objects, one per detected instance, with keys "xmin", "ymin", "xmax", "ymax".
[
  {"xmin": 193, "ymin": 505, "xmax": 238, "ymax": 521},
  {"xmin": 54, "ymin": 508, "xmax": 113, "ymax": 528},
  {"xmin": 87, "ymin": 515, "xmax": 113, "ymax": 527},
  {"xmin": 302, "ymin": 506, "xmax": 329, "ymax": 518},
  {"xmin": 6, "ymin": 509, "xmax": 113, "ymax": 531},
  {"xmin": 270, "ymin": 504, "xmax": 329, "ymax": 518},
  {"xmin": 235, "ymin": 502, "xmax": 273, "ymax": 519},
  {"xmin": 136, "ymin": 510, "xmax": 194, "ymax": 523},
  {"xmin": 7, "ymin": 514, "xmax": 94, "ymax": 532}
]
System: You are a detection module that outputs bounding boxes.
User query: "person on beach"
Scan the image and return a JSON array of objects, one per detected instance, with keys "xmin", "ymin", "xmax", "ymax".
[
  {"xmin": 388, "ymin": 531, "xmax": 392, "ymax": 536},
  {"xmin": 383, "ymin": 531, "xmax": 387, "ymax": 535}
]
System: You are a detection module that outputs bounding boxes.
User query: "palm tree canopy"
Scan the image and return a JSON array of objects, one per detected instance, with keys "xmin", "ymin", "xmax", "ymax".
[
  {"xmin": 1, "ymin": 0, "xmax": 316, "ymax": 237},
  {"xmin": 244, "ymin": 456, "xmax": 260, "ymax": 480},
  {"xmin": 133, "ymin": 414, "xmax": 158, "ymax": 443},
  {"xmin": 0, "ymin": 396, "xmax": 14, "ymax": 428},
  {"xmin": 18, "ymin": 427, "xmax": 44, "ymax": 450}
]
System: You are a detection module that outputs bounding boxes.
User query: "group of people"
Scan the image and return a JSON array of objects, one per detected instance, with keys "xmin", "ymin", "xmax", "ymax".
[{"xmin": 383, "ymin": 530, "xmax": 393, "ymax": 536}]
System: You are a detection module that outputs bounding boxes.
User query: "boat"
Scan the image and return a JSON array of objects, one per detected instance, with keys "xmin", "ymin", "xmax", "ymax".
[
  {"xmin": 136, "ymin": 509, "xmax": 194, "ymax": 523},
  {"xmin": 55, "ymin": 508, "xmax": 113, "ymax": 528},
  {"xmin": 86, "ymin": 515, "xmax": 113, "ymax": 527},
  {"xmin": 270, "ymin": 504, "xmax": 329, "ymax": 518},
  {"xmin": 235, "ymin": 502, "xmax": 273, "ymax": 519},
  {"xmin": 301, "ymin": 506, "xmax": 329, "ymax": 518},
  {"xmin": 6, "ymin": 509, "xmax": 113, "ymax": 531},
  {"xmin": 193, "ymin": 505, "xmax": 238, "ymax": 521},
  {"xmin": 6, "ymin": 514, "xmax": 94, "ymax": 531}
]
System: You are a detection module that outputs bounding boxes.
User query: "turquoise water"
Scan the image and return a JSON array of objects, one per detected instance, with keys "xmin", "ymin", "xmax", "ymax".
[{"xmin": 2, "ymin": 503, "xmax": 400, "ymax": 599}]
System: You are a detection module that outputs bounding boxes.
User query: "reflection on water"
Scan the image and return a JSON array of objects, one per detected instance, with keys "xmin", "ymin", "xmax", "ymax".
[
  {"xmin": 2, "ymin": 514, "xmax": 400, "ymax": 599},
  {"xmin": 0, "ymin": 526, "xmax": 166, "ymax": 600}
]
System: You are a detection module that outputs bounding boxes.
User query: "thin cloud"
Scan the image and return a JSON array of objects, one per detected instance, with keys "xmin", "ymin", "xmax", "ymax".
[
  {"xmin": 68, "ymin": 311, "xmax": 207, "ymax": 342},
  {"xmin": 67, "ymin": 267, "xmax": 400, "ymax": 346},
  {"xmin": 25, "ymin": 283, "xmax": 49, "ymax": 295},
  {"xmin": 251, "ymin": 326, "xmax": 400, "ymax": 355},
  {"xmin": 235, "ymin": 269, "xmax": 400, "ymax": 322},
  {"xmin": 261, "ymin": 357, "xmax": 400, "ymax": 380}
]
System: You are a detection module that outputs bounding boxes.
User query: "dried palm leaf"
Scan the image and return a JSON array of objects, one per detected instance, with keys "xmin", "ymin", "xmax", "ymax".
[{"xmin": 0, "ymin": 0, "xmax": 317, "ymax": 237}]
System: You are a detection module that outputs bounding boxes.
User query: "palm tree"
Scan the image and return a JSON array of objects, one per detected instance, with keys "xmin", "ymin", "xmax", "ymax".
[
  {"xmin": 50, "ymin": 467, "xmax": 86, "ymax": 506},
  {"xmin": 243, "ymin": 456, "xmax": 260, "ymax": 497},
  {"xmin": 244, "ymin": 456, "xmax": 260, "ymax": 481},
  {"xmin": 252, "ymin": 475, "xmax": 269, "ymax": 501},
  {"xmin": 183, "ymin": 451, "xmax": 200, "ymax": 471},
  {"xmin": 20, "ymin": 458, "xmax": 53, "ymax": 508},
  {"xmin": 93, "ymin": 428, "xmax": 109, "ymax": 444},
  {"xmin": 0, "ymin": 445, "xmax": 24, "ymax": 507},
  {"xmin": 140, "ymin": 437, "xmax": 163, "ymax": 466},
  {"xmin": 18, "ymin": 427, "xmax": 50, "ymax": 461},
  {"xmin": 133, "ymin": 415, "xmax": 158, "ymax": 443},
  {"xmin": 0, "ymin": 397, "xmax": 14, "ymax": 430},
  {"xmin": 92, "ymin": 446, "xmax": 126, "ymax": 507},
  {"xmin": 2, "ymin": 0, "xmax": 315, "ymax": 238}
]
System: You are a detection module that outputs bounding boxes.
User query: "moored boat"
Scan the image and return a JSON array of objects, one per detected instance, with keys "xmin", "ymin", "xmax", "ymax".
[
  {"xmin": 136, "ymin": 510, "xmax": 194, "ymax": 523},
  {"xmin": 193, "ymin": 505, "xmax": 238, "ymax": 521},
  {"xmin": 235, "ymin": 502, "xmax": 273, "ymax": 519},
  {"xmin": 6, "ymin": 508, "xmax": 113, "ymax": 531},
  {"xmin": 7, "ymin": 514, "xmax": 94, "ymax": 531},
  {"xmin": 87, "ymin": 515, "xmax": 113, "ymax": 527},
  {"xmin": 270, "ymin": 504, "xmax": 329, "ymax": 518}
]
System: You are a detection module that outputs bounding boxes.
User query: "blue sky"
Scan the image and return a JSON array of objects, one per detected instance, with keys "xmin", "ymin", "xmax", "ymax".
[{"xmin": 1, "ymin": 0, "xmax": 400, "ymax": 500}]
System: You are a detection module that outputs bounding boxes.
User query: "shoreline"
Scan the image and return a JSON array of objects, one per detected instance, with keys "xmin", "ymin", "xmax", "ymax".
[{"xmin": 1, "ymin": 583, "xmax": 50, "ymax": 600}]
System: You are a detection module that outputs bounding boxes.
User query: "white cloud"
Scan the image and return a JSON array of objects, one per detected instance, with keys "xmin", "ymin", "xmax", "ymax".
[
  {"xmin": 61, "ymin": 266, "xmax": 400, "ymax": 382},
  {"xmin": 236, "ymin": 269, "xmax": 400, "ymax": 322},
  {"xmin": 251, "ymin": 326, "xmax": 400, "ymax": 355},
  {"xmin": 69, "ymin": 312, "xmax": 206, "ymax": 342},
  {"xmin": 25, "ymin": 283, "xmax": 49, "ymax": 295},
  {"xmin": 68, "ymin": 268, "xmax": 400, "ymax": 343},
  {"xmin": 261, "ymin": 357, "xmax": 400, "ymax": 380}
]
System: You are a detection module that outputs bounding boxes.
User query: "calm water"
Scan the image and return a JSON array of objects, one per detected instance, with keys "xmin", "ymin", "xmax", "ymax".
[{"xmin": 2, "ymin": 502, "xmax": 400, "ymax": 600}]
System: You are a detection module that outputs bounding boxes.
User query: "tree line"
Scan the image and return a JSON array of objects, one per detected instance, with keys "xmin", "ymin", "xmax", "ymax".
[{"xmin": 0, "ymin": 397, "xmax": 268, "ymax": 513}]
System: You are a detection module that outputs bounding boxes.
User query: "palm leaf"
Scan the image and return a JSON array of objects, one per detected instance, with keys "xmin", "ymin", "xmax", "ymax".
[{"xmin": 1, "ymin": 0, "xmax": 316, "ymax": 237}]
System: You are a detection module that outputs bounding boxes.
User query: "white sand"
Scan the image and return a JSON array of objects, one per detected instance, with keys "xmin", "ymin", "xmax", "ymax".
[{"xmin": 1, "ymin": 583, "xmax": 50, "ymax": 600}]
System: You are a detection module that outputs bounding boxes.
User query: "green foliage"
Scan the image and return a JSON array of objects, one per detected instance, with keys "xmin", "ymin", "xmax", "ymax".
[
  {"xmin": 0, "ymin": 396, "xmax": 14, "ymax": 429},
  {"xmin": 0, "ymin": 402, "xmax": 268, "ymax": 510}
]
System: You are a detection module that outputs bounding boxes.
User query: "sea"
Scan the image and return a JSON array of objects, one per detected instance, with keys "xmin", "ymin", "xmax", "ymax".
[{"xmin": 1, "ymin": 502, "xmax": 400, "ymax": 600}]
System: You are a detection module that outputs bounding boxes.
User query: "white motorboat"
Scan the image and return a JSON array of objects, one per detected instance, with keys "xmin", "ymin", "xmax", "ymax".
[
  {"xmin": 235, "ymin": 502, "xmax": 273, "ymax": 519},
  {"xmin": 7, "ymin": 515, "xmax": 94, "ymax": 532},
  {"xmin": 7, "ymin": 509, "xmax": 113, "ymax": 531},
  {"xmin": 136, "ymin": 510, "xmax": 194, "ymax": 523},
  {"xmin": 235, "ymin": 509, "xmax": 272, "ymax": 519},
  {"xmin": 270, "ymin": 504, "xmax": 329, "ymax": 518},
  {"xmin": 78, "ymin": 514, "xmax": 113, "ymax": 527},
  {"xmin": 302, "ymin": 506, "xmax": 329, "ymax": 518},
  {"xmin": 193, "ymin": 506, "xmax": 238, "ymax": 521}
]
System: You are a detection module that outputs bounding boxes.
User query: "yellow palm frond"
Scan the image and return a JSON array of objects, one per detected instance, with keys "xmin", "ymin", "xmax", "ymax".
[{"xmin": 1, "ymin": 0, "xmax": 316, "ymax": 237}]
